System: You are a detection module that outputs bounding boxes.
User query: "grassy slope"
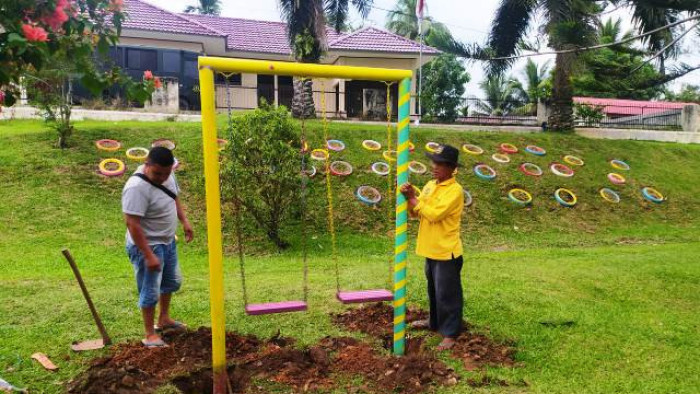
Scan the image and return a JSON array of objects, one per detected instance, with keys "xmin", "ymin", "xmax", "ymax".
[{"xmin": 0, "ymin": 118, "xmax": 699, "ymax": 393}]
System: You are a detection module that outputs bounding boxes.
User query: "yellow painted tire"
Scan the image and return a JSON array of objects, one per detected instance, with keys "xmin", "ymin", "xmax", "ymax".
[
  {"xmin": 362, "ymin": 140, "xmax": 381, "ymax": 151},
  {"xmin": 555, "ymin": 188, "xmax": 577, "ymax": 207},
  {"xmin": 507, "ymin": 188, "xmax": 532, "ymax": 205},
  {"xmin": 383, "ymin": 150, "xmax": 397, "ymax": 162},
  {"xmin": 99, "ymin": 158, "xmax": 126, "ymax": 177},
  {"xmin": 462, "ymin": 143, "xmax": 484, "ymax": 155},
  {"xmin": 425, "ymin": 142, "xmax": 441, "ymax": 153},
  {"xmin": 599, "ymin": 188, "xmax": 620, "ymax": 203},
  {"xmin": 608, "ymin": 172, "xmax": 626, "ymax": 185},
  {"xmin": 126, "ymin": 147, "xmax": 149, "ymax": 161},
  {"xmin": 564, "ymin": 155, "xmax": 585, "ymax": 166},
  {"xmin": 95, "ymin": 139, "xmax": 121, "ymax": 152},
  {"xmin": 311, "ymin": 149, "xmax": 329, "ymax": 161},
  {"xmin": 492, "ymin": 153, "xmax": 511, "ymax": 163}
]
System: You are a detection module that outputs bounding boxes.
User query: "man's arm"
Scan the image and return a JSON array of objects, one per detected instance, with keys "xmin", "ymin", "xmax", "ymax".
[
  {"xmin": 175, "ymin": 198, "xmax": 194, "ymax": 243},
  {"xmin": 125, "ymin": 214, "xmax": 161, "ymax": 271}
]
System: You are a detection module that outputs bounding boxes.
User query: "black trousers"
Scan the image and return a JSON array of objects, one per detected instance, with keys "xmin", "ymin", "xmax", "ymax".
[{"xmin": 425, "ymin": 255, "xmax": 464, "ymax": 338}]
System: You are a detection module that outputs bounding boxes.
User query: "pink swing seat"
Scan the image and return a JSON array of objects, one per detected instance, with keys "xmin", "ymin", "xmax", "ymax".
[
  {"xmin": 245, "ymin": 300, "xmax": 308, "ymax": 316},
  {"xmin": 336, "ymin": 289, "xmax": 393, "ymax": 304}
]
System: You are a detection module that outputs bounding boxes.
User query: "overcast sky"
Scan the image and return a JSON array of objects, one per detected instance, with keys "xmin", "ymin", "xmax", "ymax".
[{"xmin": 150, "ymin": 0, "xmax": 700, "ymax": 98}]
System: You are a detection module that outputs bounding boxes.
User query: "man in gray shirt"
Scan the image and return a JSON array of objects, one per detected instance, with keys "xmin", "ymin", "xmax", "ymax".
[{"xmin": 122, "ymin": 147, "xmax": 193, "ymax": 347}]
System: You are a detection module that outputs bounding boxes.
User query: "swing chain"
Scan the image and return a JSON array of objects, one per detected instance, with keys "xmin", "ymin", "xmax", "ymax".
[
  {"xmin": 224, "ymin": 74, "xmax": 250, "ymax": 307},
  {"xmin": 299, "ymin": 78, "xmax": 310, "ymax": 303},
  {"xmin": 384, "ymin": 81, "xmax": 395, "ymax": 289},
  {"xmin": 320, "ymin": 79, "xmax": 341, "ymax": 292}
]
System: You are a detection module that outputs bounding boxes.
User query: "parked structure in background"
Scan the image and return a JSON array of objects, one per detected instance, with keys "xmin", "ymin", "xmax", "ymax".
[{"xmin": 72, "ymin": 0, "xmax": 437, "ymax": 116}]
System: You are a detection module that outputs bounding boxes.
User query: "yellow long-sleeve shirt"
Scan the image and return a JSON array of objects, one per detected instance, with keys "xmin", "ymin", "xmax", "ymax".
[{"xmin": 413, "ymin": 177, "xmax": 464, "ymax": 260}]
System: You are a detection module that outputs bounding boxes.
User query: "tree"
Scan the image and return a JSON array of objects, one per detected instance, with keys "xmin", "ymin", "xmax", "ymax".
[
  {"xmin": 512, "ymin": 59, "xmax": 551, "ymax": 113},
  {"xmin": 475, "ymin": 74, "xmax": 522, "ymax": 116},
  {"xmin": 0, "ymin": 0, "xmax": 154, "ymax": 146},
  {"xmin": 278, "ymin": 0, "xmax": 374, "ymax": 118},
  {"xmin": 183, "ymin": 0, "xmax": 221, "ymax": 15},
  {"xmin": 421, "ymin": 54, "xmax": 470, "ymax": 122},
  {"xmin": 572, "ymin": 18, "xmax": 666, "ymax": 100},
  {"xmin": 666, "ymin": 84, "xmax": 700, "ymax": 102},
  {"xmin": 385, "ymin": 0, "xmax": 457, "ymax": 53},
  {"xmin": 220, "ymin": 103, "xmax": 302, "ymax": 249}
]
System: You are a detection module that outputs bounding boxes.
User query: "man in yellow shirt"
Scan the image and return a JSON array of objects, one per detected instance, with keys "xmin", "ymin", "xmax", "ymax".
[{"xmin": 400, "ymin": 144, "xmax": 464, "ymax": 350}]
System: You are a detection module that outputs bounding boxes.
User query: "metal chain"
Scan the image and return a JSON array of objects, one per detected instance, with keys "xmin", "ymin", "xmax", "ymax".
[
  {"xmin": 320, "ymin": 80, "xmax": 340, "ymax": 292},
  {"xmin": 384, "ymin": 82, "xmax": 396, "ymax": 289},
  {"xmin": 224, "ymin": 74, "xmax": 249, "ymax": 307},
  {"xmin": 299, "ymin": 80, "xmax": 310, "ymax": 303}
]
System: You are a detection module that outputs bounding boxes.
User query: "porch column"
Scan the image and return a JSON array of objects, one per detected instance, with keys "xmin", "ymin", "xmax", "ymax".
[
  {"xmin": 338, "ymin": 79, "xmax": 346, "ymax": 118},
  {"xmin": 274, "ymin": 76, "xmax": 279, "ymax": 107}
]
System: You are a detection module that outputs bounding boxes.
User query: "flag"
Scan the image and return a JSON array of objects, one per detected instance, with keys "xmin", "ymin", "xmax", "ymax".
[{"xmin": 416, "ymin": 0, "xmax": 425, "ymax": 36}]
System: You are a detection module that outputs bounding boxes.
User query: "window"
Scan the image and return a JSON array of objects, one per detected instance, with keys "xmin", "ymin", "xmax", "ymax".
[
  {"xmin": 215, "ymin": 73, "xmax": 241, "ymax": 85},
  {"xmin": 162, "ymin": 51, "xmax": 181, "ymax": 73},
  {"xmin": 126, "ymin": 48, "xmax": 157, "ymax": 71},
  {"xmin": 184, "ymin": 60, "xmax": 198, "ymax": 79}
]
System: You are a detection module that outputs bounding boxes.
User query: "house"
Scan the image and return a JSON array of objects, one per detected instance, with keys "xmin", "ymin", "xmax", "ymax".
[{"xmin": 115, "ymin": 0, "xmax": 439, "ymax": 117}]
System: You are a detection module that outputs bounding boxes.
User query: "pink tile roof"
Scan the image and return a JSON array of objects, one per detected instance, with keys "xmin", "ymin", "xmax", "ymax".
[
  {"xmin": 574, "ymin": 97, "xmax": 692, "ymax": 116},
  {"xmin": 123, "ymin": 0, "xmax": 437, "ymax": 56}
]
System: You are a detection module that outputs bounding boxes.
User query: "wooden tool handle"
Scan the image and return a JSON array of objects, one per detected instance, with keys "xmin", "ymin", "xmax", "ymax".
[{"xmin": 62, "ymin": 249, "xmax": 112, "ymax": 346}]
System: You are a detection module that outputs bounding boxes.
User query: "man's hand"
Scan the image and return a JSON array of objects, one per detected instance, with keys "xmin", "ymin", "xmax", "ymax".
[
  {"xmin": 146, "ymin": 253, "xmax": 162, "ymax": 272},
  {"xmin": 400, "ymin": 183, "xmax": 416, "ymax": 200},
  {"xmin": 183, "ymin": 220, "xmax": 194, "ymax": 243}
]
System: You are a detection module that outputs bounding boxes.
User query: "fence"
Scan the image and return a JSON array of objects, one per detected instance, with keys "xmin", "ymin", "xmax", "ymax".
[
  {"xmin": 573, "ymin": 102, "xmax": 683, "ymax": 130},
  {"xmin": 453, "ymin": 98, "xmax": 539, "ymax": 126}
]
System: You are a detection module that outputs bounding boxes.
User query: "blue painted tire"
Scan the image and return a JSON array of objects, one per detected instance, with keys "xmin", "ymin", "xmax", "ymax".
[
  {"xmin": 355, "ymin": 186, "xmax": 382, "ymax": 206},
  {"xmin": 641, "ymin": 187, "xmax": 665, "ymax": 204},
  {"xmin": 474, "ymin": 164, "xmax": 497, "ymax": 180}
]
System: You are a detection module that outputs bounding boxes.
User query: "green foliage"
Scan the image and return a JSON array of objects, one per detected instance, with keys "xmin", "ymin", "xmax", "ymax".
[
  {"xmin": 25, "ymin": 58, "xmax": 75, "ymax": 148},
  {"xmin": 220, "ymin": 103, "xmax": 302, "ymax": 249},
  {"xmin": 574, "ymin": 103, "xmax": 605, "ymax": 126},
  {"xmin": 421, "ymin": 54, "xmax": 470, "ymax": 122},
  {"xmin": 183, "ymin": 0, "xmax": 222, "ymax": 15},
  {"xmin": 384, "ymin": 0, "xmax": 458, "ymax": 53},
  {"xmin": 475, "ymin": 74, "xmax": 523, "ymax": 116},
  {"xmin": 666, "ymin": 84, "xmax": 700, "ymax": 103}
]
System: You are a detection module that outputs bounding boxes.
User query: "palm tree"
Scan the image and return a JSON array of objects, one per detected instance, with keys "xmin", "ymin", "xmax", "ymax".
[
  {"xmin": 474, "ymin": 75, "xmax": 522, "ymax": 116},
  {"xmin": 183, "ymin": 0, "xmax": 221, "ymax": 15},
  {"xmin": 385, "ymin": 0, "xmax": 456, "ymax": 53},
  {"xmin": 278, "ymin": 0, "xmax": 374, "ymax": 118},
  {"xmin": 485, "ymin": 0, "xmax": 601, "ymax": 131},
  {"xmin": 512, "ymin": 59, "xmax": 551, "ymax": 107}
]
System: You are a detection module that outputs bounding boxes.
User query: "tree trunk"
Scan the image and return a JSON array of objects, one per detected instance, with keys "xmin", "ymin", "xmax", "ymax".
[
  {"xmin": 292, "ymin": 77, "xmax": 316, "ymax": 118},
  {"xmin": 548, "ymin": 51, "xmax": 576, "ymax": 131},
  {"xmin": 266, "ymin": 228, "xmax": 290, "ymax": 250}
]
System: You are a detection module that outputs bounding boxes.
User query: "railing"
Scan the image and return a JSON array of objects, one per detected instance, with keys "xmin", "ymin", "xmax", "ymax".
[
  {"xmin": 453, "ymin": 98, "xmax": 538, "ymax": 126},
  {"xmin": 573, "ymin": 102, "xmax": 683, "ymax": 130}
]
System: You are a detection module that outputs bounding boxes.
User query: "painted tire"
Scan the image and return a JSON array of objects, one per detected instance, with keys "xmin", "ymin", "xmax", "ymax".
[
  {"xmin": 499, "ymin": 143, "xmax": 518, "ymax": 154},
  {"xmin": 474, "ymin": 164, "xmax": 497, "ymax": 180},
  {"xmin": 98, "ymin": 158, "xmax": 126, "ymax": 177},
  {"xmin": 409, "ymin": 142, "xmax": 416, "ymax": 152},
  {"xmin": 330, "ymin": 161, "xmax": 353, "ymax": 176},
  {"xmin": 550, "ymin": 162, "xmax": 575, "ymax": 177},
  {"xmin": 327, "ymin": 139, "xmax": 346, "ymax": 152},
  {"xmin": 371, "ymin": 162, "xmax": 390, "ymax": 176},
  {"xmin": 492, "ymin": 153, "xmax": 511, "ymax": 163},
  {"xmin": 95, "ymin": 139, "xmax": 121, "ymax": 152},
  {"xmin": 425, "ymin": 142, "xmax": 442, "ymax": 153},
  {"xmin": 126, "ymin": 147, "xmax": 149, "ymax": 161},
  {"xmin": 610, "ymin": 159, "xmax": 630, "ymax": 171},
  {"xmin": 217, "ymin": 138, "xmax": 228, "ymax": 151},
  {"xmin": 409, "ymin": 161, "xmax": 427, "ymax": 175},
  {"xmin": 554, "ymin": 188, "xmax": 577, "ymax": 207},
  {"xmin": 519, "ymin": 162, "xmax": 543, "ymax": 177},
  {"xmin": 641, "ymin": 187, "xmax": 665, "ymax": 203},
  {"xmin": 599, "ymin": 188, "xmax": 620, "ymax": 203},
  {"xmin": 608, "ymin": 173, "xmax": 626, "ymax": 185},
  {"xmin": 383, "ymin": 150, "xmax": 397, "ymax": 162},
  {"xmin": 362, "ymin": 140, "xmax": 381, "ymax": 151},
  {"xmin": 302, "ymin": 165, "xmax": 316, "ymax": 178},
  {"xmin": 355, "ymin": 185, "xmax": 382, "ymax": 206},
  {"xmin": 508, "ymin": 188, "xmax": 533, "ymax": 205},
  {"xmin": 525, "ymin": 145, "xmax": 546, "ymax": 156},
  {"xmin": 151, "ymin": 139, "xmax": 176, "ymax": 150},
  {"xmin": 462, "ymin": 143, "xmax": 484, "ymax": 155},
  {"xmin": 464, "ymin": 189, "xmax": 473, "ymax": 207},
  {"xmin": 563, "ymin": 155, "xmax": 585, "ymax": 166},
  {"xmin": 310, "ymin": 149, "xmax": 329, "ymax": 161}
]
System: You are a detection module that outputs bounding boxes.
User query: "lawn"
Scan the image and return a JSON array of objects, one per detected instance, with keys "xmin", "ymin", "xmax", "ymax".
[{"xmin": 0, "ymin": 118, "xmax": 699, "ymax": 393}]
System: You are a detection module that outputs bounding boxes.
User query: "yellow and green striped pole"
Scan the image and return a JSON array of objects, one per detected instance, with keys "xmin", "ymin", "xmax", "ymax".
[{"xmin": 393, "ymin": 77, "xmax": 412, "ymax": 356}]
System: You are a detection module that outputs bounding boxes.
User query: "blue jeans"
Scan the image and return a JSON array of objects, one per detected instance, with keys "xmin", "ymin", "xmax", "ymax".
[{"xmin": 126, "ymin": 241, "xmax": 182, "ymax": 308}]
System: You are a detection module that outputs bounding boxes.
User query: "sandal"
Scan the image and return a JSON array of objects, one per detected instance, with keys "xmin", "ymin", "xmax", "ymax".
[
  {"xmin": 410, "ymin": 319, "xmax": 431, "ymax": 330},
  {"xmin": 141, "ymin": 338, "xmax": 168, "ymax": 348},
  {"xmin": 155, "ymin": 320, "xmax": 187, "ymax": 332},
  {"xmin": 436, "ymin": 338, "xmax": 456, "ymax": 351}
]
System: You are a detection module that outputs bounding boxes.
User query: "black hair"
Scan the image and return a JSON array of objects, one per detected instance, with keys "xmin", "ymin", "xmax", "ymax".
[{"xmin": 147, "ymin": 146, "xmax": 175, "ymax": 167}]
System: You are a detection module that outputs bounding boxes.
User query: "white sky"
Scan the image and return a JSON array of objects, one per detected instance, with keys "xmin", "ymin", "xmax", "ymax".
[{"xmin": 149, "ymin": 0, "xmax": 700, "ymax": 98}]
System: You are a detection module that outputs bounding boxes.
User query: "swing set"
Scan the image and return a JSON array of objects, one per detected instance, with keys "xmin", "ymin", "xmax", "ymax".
[{"xmin": 199, "ymin": 57, "xmax": 413, "ymax": 393}]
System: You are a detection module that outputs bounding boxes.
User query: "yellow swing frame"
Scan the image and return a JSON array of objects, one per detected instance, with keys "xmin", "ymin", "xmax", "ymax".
[{"xmin": 198, "ymin": 57, "xmax": 412, "ymax": 393}]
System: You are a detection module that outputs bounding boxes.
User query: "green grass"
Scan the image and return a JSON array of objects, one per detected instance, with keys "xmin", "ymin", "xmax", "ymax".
[{"xmin": 0, "ymin": 118, "xmax": 699, "ymax": 393}]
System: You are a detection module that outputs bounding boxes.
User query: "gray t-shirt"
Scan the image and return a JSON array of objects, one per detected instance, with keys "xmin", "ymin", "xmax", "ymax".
[{"xmin": 122, "ymin": 165, "xmax": 180, "ymax": 246}]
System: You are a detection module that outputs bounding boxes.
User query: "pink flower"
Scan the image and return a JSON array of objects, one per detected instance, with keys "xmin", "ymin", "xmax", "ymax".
[
  {"xmin": 0, "ymin": 91, "xmax": 5, "ymax": 105},
  {"xmin": 22, "ymin": 24, "xmax": 49, "ymax": 42},
  {"xmin": 143, "ymin": 70, "xmax": 154, "ymax": 81},
  {"xmin": 108, "ymin": 0, "xmax": 124, "ymax": 12},
  {"xmin": 154, "ymin": 77, "xmax": 163, "ymax": 89},
  {"xmin": 41, "ymin": 0, "xmax": 71, "ymax": 31}
]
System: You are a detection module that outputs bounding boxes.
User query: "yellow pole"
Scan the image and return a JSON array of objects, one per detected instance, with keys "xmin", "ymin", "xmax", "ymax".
[{"xmin": 198, "ymin": 64, "xmax": 228, "ymax": 393}]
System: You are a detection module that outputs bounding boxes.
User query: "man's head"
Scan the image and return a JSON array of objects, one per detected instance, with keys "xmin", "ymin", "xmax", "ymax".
[
  {"xmin": 426, "ymin": 144, "xmax": 459, "ymax": 182},
  {"xmin": 144, "ymin": 146, "xmax": 174, "ymax": 184}
]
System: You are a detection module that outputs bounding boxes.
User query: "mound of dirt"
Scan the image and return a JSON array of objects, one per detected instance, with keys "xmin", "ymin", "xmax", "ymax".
[{"xmin": 332, "ymin": 303, "xmax": 517, "ymax": 371}]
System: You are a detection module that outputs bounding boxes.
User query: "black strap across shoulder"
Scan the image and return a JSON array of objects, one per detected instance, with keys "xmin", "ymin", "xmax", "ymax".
[{"xmin": 133, "ymin": 173, "xmax": 177, "ymax": 201}]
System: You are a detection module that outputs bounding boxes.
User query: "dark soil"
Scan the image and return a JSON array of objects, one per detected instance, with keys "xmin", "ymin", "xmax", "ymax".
[{"xmin": 332, "ymin": 303, "xmax": 518, "ymax": 372}]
